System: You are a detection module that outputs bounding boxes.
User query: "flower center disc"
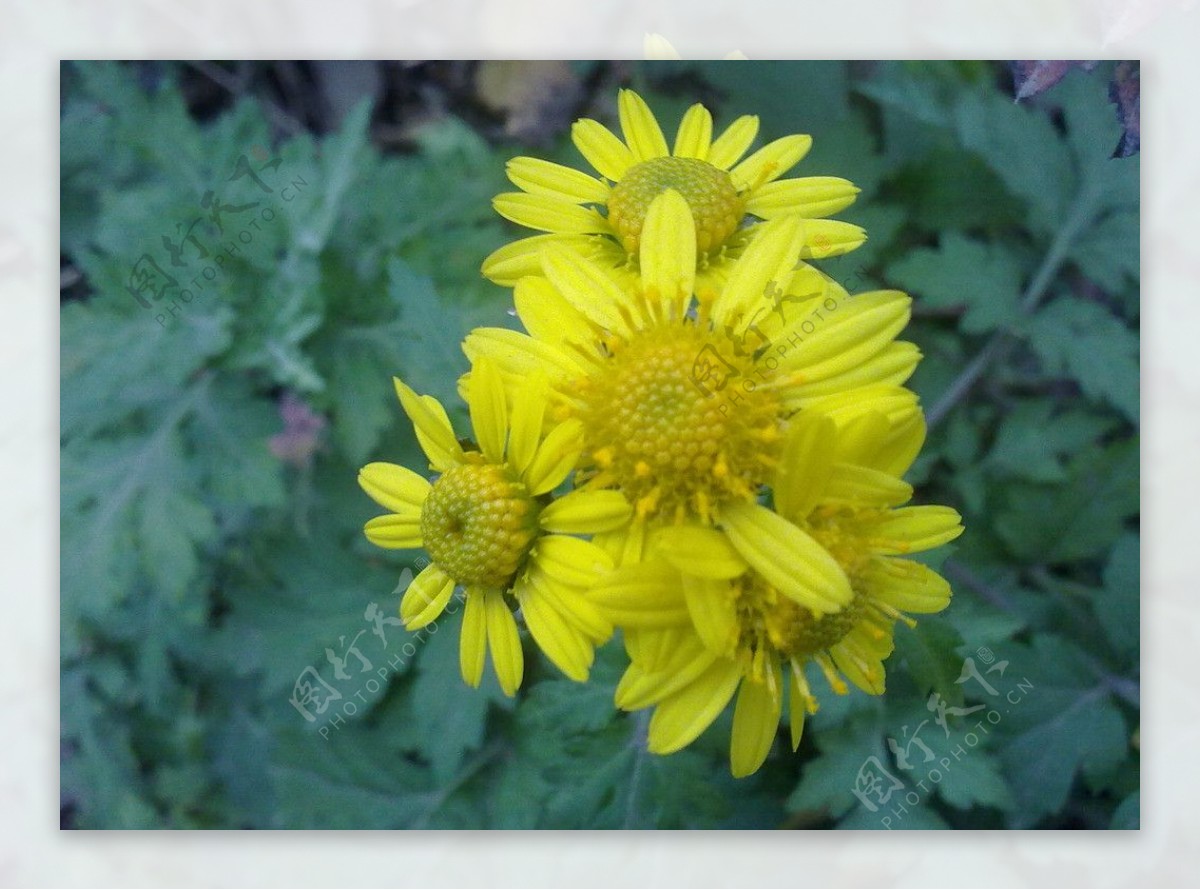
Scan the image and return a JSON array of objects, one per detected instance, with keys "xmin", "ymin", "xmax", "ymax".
[
  {"xmin": 578, "ymin": 325, "xmax": 780, "ymax": 523},
  {"xmin": 608, "ymin": 157, "xmax": 744, "ymax": 254},
  {"xmin": 420, "ymin": 463, "xmax": 538, "ymax": 588},
  {"xmin": 738, "ymin": 574, "xmax": 865, "ymax": 664}
]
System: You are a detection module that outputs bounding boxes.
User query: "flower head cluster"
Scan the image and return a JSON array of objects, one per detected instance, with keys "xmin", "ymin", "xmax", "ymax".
[{"xmin": 359, "ymin": 88, "xmax": 962, "ymax": 777}]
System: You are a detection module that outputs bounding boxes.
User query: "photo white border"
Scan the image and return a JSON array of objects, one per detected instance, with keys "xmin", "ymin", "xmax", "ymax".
[{"xmin": 9, "ymin": 0, "xmax": 1190, "ymax": 884}]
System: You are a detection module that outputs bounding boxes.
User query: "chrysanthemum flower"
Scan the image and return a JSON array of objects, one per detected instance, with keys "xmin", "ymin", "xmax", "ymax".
[
  {"xmin": 593, "ymin": 407, "xmax": 963, "ymax": 777},
  {"xmin": 466, "ymin": 191, "xmax": 919, "ymax": 539},
  {"xmin": 357, "ymin": 358, "xmax": 631, "ymax": 695},
  {"xmin": 483, "ymin": 89, "xmax": 866, "ymax": 292}
]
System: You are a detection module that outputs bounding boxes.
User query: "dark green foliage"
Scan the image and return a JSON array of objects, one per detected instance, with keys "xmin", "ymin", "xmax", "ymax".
[{"xmin": 60, "ymin": 60, "xmax": 1137, "ymax": 829}]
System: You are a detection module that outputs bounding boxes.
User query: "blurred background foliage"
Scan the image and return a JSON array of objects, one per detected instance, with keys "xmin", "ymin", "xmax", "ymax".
[{"xmin": 60, "ymin": 60, "xmax": 1139, "ymax": 829}]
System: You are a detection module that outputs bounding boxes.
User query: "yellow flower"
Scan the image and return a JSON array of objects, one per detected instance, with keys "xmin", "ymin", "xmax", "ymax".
[
  {"xmin": 357, "ymin": 357, "xmax": 631, "ymax": 695},
  {"xmin": 482, "ymin": 88, "xmax": 865, "ymax": 292},
  {"xmin": 467, "ymin": 190, "xmax": 919, "ymax": 536},
  {"xmin": 593, "ymin": 407, "xmax": 964, "ymax": 777}
]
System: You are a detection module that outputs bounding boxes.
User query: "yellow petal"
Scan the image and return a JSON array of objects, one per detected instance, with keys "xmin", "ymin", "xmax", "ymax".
[
  {"xmin": 618, "ymin": 89, "xmax": 669, "ymax": 162},
  {"xmin": 400, "ymin": 564, "xmax": 456, "ymax": 629},
  {"xmin": 709, "ymin": 214, "xmax": 804, "ymax": 334},
  {"xmin": 463, "ymin": 327, "xmax": 584, "ymax": 390},
  {"xmin": 799, "ymin": 219, "xmax": 867, "ymax": 258},
  {"xmin": 506, "ymin": 369, "xmax": 548, "ymax": 478},
  {"xmin": 833, "ymin": 403, "xmax": 926, "ymax": 479},
  {"xmin": 869, "ymin": 506, "xmax": 964, "ymax": 554},
  {"xmin": 864, "ymin": 558, "xmax": 953, "ymax": 614},
  {"xmin": 572, "ymin": 118, "xmax": 636, "ymax": 181},
  {"xmin": 540, "ymin": 245, "xmax": 638, "ymax": 336},
  {"xmin": 513, "ymin": 276, "xmax": 594, "ymax": 350},
  {"xmin": 789, "ymin": 667, "xmax": 810, "ymax": 751},
  {"xmin": 590, "ymin": 561, "xmax": 690, "ymax": 628},
  {"xmin": 639, "ymin": 190, "xmax": 696, "ymax": 321},
  {"xmin": 682, "ymin": 574, "xmax": 738, "ymax": 655},
  {"xmin": 593, "ymin": 524, "xmax": 640, "ymax": 568},
  {"xmin": 538, "ymin": 489, "xmax": 632, "ymax": 534},
  {"xmin": 720, "ymin": 501, "xmax": 852, "ymax": 614},
  {"xmin": 731, "ymin": 667, "xmax": 783, "ymax": 777},
  {"xmin": 527, "ymin": 568, "xmax": 613, "ymax": 642},
  {"xmin": 789, "ymin": 342, "xmax": 920, "ymax": 399},
  {"xmin": 624, "ymin": 625, "xmax": 680, "ymax": 672},
  {"xmin": 506, "ymin": 156, "xmax": 610, "ymax": 204},
  {"xmin": 730, "ymin": 134, "xmax": 813, "ymax": 192},
  {"xmin": 459, "ymin": 590, "xmax": 488, "ymax": 688},
  {"xmin": 493, "ymin": 192, "xmax": 608, "ymax": 234},
  {"xmin": 849, "ymin": 613, "xmax": 896, "ymax": 659},
  {"xmin": 775, "ymin": 290, "xmax": 911, "ymax": 379},
  {"xmin": 524, "ymin": 418, "xmax": 584, "ymax": 495},
  {"xmin": 483, "ymin": 233, "xmax": 593, "ymax": 286},
  {"xmin": 484, "ymin": 589, "xmax": 523, "ymax": 697},
  {"xmin": 532, "ymin": 534, "xmax": 614, "ymax": 588},
  {"xmin": 466, "ymin": 356, "xmax": 508, "ymax": 465},
  {"xmin": 655, "ymin": 525, "xmax": 748, "ymax": 580},
  {"xmin": 647, "ymin": 659, "xmax": 742, "ymax": 754},
  {"xmin": 673, "ymin": 103, "xmax": 713, "ymax": 159},
  {"xmin": 517, "ymin": 576, "xmax": 594, "ymax": 681},
  {"xmin": 745, "ymin": 176, "xmax": 859, "ymax": 219},
  {"xmin": 393, "ymin": 377, "xmax": 464, "ymax": 471},
  {"xmin": 798, "ymin": 384, "xmax": 920, "ymax": 431},
  {"xmin": 830, "ymin": 637, "xmax": 886, "ymax": 695},
  {"xmin": 616, "ymin": 633, "xmax": 718, "ymax": 709},
  {"xmin": 707, "ymin": 115, "xmax": 759, "ymax": 170},
  {"xmin": 364, "ymin": 514, "xmax": 423, "ymax": 549},
  {"xmin": 357, "ymin": 462, "xmax": 431, "ymax": 514},
  {"xmin": 824, "ymin": 464, "xmax": 913, "ymax": 508},
  {"xmin": 773, "ymin": 411, "xmax": 836, "ymax": 522}
]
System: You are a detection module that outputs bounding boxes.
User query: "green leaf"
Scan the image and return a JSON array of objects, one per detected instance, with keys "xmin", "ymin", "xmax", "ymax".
[
  {"xmin": 786, "ymin": 713, "xmax": 888, "ymax": 819},
  {"xmin": 994, "ymin": 438, "xmax": 1139, "ymax": 564},
  {"xmin": 886, "ymin": 232, "xmax": 1024, "ymax": 334},
  {"xmin": 290, "ymin": 99, "xmax": 374, "ymax": 254},
  {"xmin": 1054, "ymin": 67, "xmax": 1139, "ymax": 211},
  {"xmin": 1111, "ymin": 791, "xmax": 1140, "ymax": 829},
  {"xmin": 695, "ymin": 61, "xmax": 851, "ymax": 136},
  {"xmin": 61, "ymin": 669, "xmax": 160, "ymax": 829},
  {"xmin": 267, "ymin": 721, "xmax": 438, "ymax": 829},
  {"xmin": 985, "ymin": 400, "xmax": 1119, "ymax": 484},
  {"xmin": 409, "ymin": 616, "xmax": 511, "ymax": 785},
  {"xmin": 996, "ymin": 636, "xmax": 1130, "ymax": 827},
  {"xmin": 188, "ymin": 378, "xmax": 287, "ymax": 511},
  {"xmin": 211, "ymin": 468, "xmax": 423, "ymax": 696},
  {"xmin": 934, "ymin": 750, "xmax": 1014, "ymax": 812},
  {"xmin": 61, "ymin": 383, "xmax": 220, "ymax": 647},
  {"xmin": 60, "ymin": 290, "xmax": 231, "ymax": 440},
  {"xmin": 893, "ymin": 619, "xmax": 968, "ymax": 708},
  {"xmin": 951, "ymin": 87, "xmax": 1074, "ymax": 234},
  {"xmin": 1068, "ymin": 208, "xmax": 1139, "ymax": 294},
  {"xmin": 1095, "ymin": 533, "xmax": 1140, "ymax": 658},
  {"xmin": 862, "ymin": 65, "xmax": 1075, "ymax": 233},
  {"xmin": 888, "ymin": 148, "xmax": 1023, "ymax": 233},
  {"xmin": 385, "ymin": 258, "xmax": 519, "ymax": 422},
  {"xmin": 1026, "ymin": 296, "xmax": 1139, "ymax": 422}
]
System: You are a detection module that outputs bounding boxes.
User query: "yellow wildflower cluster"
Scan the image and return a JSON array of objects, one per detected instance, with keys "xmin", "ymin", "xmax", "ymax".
[{"xmin": 359, "ymin": 89, "xmax": 963, "ymax": 777}]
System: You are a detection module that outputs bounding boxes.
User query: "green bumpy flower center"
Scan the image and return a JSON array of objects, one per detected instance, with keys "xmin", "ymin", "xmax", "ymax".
[
  {"xmin": 577, "ymin": 324, "xmax": 780, "ymax": 524},
  {"xmin": 736, "ymin": 573, "xmax": 865, "ymax": 666},
  {"xmin": 420, "ymin": 462, "xmax": 539, "ymax": 589},
  {"xmin": 607, "ymin": 156, "xmax": 744, "ymax": 254}
]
